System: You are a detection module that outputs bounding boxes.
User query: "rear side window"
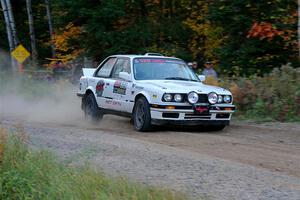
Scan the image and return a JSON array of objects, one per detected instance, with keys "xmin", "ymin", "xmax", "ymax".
[
  {"xmin": 96, "ymin": 57, "xmax": 116, "ymax": 77},
  {"xmin": 111, "ymin": 58, "xmax": 131, "ymax": 79}
]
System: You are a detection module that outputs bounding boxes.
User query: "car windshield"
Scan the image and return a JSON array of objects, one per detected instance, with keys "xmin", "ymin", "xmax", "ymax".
[{"xmin": 133, "ymin": 58, "xmax": 199, "ymax": 81}]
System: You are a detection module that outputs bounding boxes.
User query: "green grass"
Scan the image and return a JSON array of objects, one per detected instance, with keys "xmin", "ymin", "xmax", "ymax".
[{"xmin": 0, "ymin": 128, "xmax": 186, "ymax": 200}]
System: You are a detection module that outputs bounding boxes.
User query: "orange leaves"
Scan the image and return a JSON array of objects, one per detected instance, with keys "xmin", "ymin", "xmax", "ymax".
[
  {"xmin": 247, "ymin": 22, "xmax": 284, "ymax": 41},
  {"xmin": 52, "ymin": 23, "xmax": 83, "ymax": 61},
  {"xmin": 247, "ymin": 21, "xmax": 297, "ymax": 52}
]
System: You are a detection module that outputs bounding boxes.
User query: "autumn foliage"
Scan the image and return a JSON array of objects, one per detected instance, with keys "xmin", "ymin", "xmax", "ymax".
[
  {"xmin": 247, "ymin": 22, "xmax": 284, "ymax": 41},
  {"xmin": 52, "ymin": 23, "xmax": 84, "ymax": 61}
]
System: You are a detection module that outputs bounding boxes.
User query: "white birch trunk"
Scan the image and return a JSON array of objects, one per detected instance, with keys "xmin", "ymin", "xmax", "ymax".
[
  {"xmin": 1, "ymin": 0, "xmax": 13, "ymax": 51},
  {"xmin": 5, "ymin": 0, "xmax": 18, "ymax": 47},
  {"xmin": 45, "ymin": 0, "xmax": 56, "ymax": 58},
  {"xmin": 1, "ymin": 0, "xmax": 17, "ymax": 72},
  {"xmin": 26, "ymin": 0, "xmax": 38, "ymax": 64}
]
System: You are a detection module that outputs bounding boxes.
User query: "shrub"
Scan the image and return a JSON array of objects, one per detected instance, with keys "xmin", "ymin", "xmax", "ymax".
[{"xmin": 215, "ymin": 65, "xmax": 300, "ymax": 122}]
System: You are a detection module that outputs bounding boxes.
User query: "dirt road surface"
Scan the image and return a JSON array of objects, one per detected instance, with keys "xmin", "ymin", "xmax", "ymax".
[
  {"xmin": 0, "ymin": 85, "xmax": 300, "ymax": 199},
  {"xmin": 1, "ymin": 114, "xmax": 299, "ymax": 200}
]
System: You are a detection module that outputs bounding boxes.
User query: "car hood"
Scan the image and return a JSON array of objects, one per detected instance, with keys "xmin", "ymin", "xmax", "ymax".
[{"xmin": 138, "ymin": 80, "xmax": 231, "ymax": 95}]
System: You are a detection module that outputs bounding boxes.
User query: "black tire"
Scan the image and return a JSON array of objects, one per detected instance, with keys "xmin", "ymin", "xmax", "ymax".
[
  {"xmin": 83, "ymin": 93, "xmax": 103, "ymax": 124},
  {"xmin": 133, "ymin": 96, "xmax": 151, "ymax": 131}
]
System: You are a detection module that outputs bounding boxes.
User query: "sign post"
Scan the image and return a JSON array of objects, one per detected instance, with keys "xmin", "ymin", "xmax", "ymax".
[{"xmin": 11, "ymin": 44, "xmax": 31, "ymax": 74}]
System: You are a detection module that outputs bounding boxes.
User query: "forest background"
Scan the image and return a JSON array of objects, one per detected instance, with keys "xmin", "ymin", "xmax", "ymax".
[{"xmin": 1, "ymin": 0, "xmax": 300, "ymax": 121}]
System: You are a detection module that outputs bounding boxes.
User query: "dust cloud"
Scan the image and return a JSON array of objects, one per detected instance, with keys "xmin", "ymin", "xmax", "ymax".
[
  {"xmin": 0, "ymin": 81, "xmax": 83, "ymax": 126},
  {"xmin": 0, "ymin": 50, "xmax": 133, "ymax": 131},
  {"xmin": 0, "ymin": 50, "xmax": 84, "ymax": 126}
]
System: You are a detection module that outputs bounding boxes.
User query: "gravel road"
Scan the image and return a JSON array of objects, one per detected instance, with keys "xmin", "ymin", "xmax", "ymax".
[
  {"xmin": 1, "ymin": 115, "xmax": 300, "ymax": 200},
  {"xmin": 1, "ymin": 78, "xmax": 299, "ymax": 200}
]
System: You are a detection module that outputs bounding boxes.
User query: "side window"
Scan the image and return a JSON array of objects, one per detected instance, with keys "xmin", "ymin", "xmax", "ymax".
[
  {"xmin": 111, "ymin": 58, "xmax": 131, "ymax": 79},
  {"xmin": 96, "ymin": 57, "xmax": 116, "ymax": 77}
]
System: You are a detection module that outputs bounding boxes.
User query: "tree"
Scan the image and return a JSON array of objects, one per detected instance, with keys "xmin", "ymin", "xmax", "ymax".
[
  {"xmin": 26, "ymin": 0, "xmax": 38, "ymax": 64},
  {"xmin": 1, "ymin": 0, "xmax": 13, "ymax": 51},
  {"xmin": 298, "ymin": 0, "xmax": 300, "ymax": 59},
  {"xmin": 0, "ymin": 0, "xmax": 17, "ymax": 72},
  {"xmin": 209, "ymin": 0, "xmax": 298, "ymax": 75},
  {"xmin": 52, "ymin": 0, "xmax": 192, "ymax": 61},
  {"xmin": 183, "ymin": 1, "xmax": 223, "ymax": 62},
  {"xmin": 45, "ymin": 0, "xmax": 56, "ymax": 58},
  {"xmin": 5, "ymin": 0, "xmax": 18, "ymax": 47}
]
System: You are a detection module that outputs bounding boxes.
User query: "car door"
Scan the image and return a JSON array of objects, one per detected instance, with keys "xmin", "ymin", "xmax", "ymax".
[
  {"xmin": 93, "ymin": 57, "xmax": 116, "ymax": 109},
  {"xmin": 110, "ymin": 57, "xmax": 133, "ymax": 112}
]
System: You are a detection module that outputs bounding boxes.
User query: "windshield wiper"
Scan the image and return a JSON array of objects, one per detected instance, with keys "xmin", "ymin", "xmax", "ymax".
[{"xmin": 165, "ymin": 77, "xmax": 198, "ymax": 82}]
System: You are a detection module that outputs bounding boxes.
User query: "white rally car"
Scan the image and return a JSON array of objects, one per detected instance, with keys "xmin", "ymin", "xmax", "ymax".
[{"xmin": 77, "ymin": 54, "xmax": 235, "ymax": 131}]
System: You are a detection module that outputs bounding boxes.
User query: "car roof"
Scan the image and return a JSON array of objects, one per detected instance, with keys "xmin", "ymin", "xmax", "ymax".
[{"xmin": 109, "ymin": 54, "xmax": 181, "ymax": 60}]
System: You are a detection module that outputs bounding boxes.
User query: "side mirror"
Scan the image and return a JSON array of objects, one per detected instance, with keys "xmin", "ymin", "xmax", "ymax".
[
  {"xmin": 119, "ymin": 71, "xmax": 131, "ymax": 81},
  {"xmin": 198, "ymin": 75, "xmax": 206, "ymax": 82}
]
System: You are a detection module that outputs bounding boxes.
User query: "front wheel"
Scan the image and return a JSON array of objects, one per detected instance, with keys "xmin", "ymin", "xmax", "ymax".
[
  {"xmin": 83, "ymin": 93, "xmax": 103, "ymax": 124},
  {"xmin": 133, "ymin": 97, "xmax": 151, "ymax": 131}
]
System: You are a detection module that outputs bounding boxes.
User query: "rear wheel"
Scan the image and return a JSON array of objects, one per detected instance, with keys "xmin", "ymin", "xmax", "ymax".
[
  {"xmin": 133, "ymin": 97, "xmax": 151, "ymax": 131},
  {"xmin": 83, "ymin": 93, "xmax": 103, "ymax": 124}
]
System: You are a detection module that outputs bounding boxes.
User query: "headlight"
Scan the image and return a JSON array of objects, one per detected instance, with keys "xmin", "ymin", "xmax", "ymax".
[
  {"xmin": 208, "ymin": 92, "xmax": 218, "ymax": 104},
  {"xmin": 163, "ymin": 93, "xmax": 172, "ymax": 102},
  {"xmin": 174, "ymin": 94, "xmax": 182, "ymax": 102},
  {"xmin": 217, "ymin": 95, "xmax": 223, "ymax": 103},
  {"xmin": 223, "ymin": 95, "xmax": 231, "ymax": 103},
  {"xmin": 187, "ymin": 92, "xmax": 199, "ymax": 104}
]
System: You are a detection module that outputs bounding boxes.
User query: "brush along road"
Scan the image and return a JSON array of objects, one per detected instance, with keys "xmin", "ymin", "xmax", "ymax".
[{"xmin": 1, "ymin": 116, "xmax": 300, "ymax": 200}]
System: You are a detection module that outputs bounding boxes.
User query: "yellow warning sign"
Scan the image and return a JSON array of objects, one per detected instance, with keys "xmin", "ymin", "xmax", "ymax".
[{"xmin": 11, "ymin": 44, "xmax": 30, "ymax": 64}]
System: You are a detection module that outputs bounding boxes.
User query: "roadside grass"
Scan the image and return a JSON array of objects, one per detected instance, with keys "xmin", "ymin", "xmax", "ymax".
[{"xmin": 0, "ymin": 127, "xmax": 186, "ymax": 200}]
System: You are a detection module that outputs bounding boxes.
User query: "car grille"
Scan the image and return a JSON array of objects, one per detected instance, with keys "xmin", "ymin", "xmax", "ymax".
[
  {"xmin": 197, "ymin": 94, "xmax": 208, "ymax": 103},
  {"xmin": 183, "ymin": 94, "xmax": 208, "ymax": 104},
  {"xmin": 184, "ymin": 113, "xmax": 211, "ymax": 119}
]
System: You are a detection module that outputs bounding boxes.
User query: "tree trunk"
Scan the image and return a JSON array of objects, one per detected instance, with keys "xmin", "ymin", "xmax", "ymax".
[
  {"xmin": 5, "ymin": 0, "xmax": 18, "ymax": 47},
  {"xmin": 298, "ymin": 0, "xmax": 300, "ymax": 60},
  {"xmin": 44, "ymin": 0, "xmax": 56, "ymax": 58},
  {"xmin": 26, "ymin": 0, "xmax": 38, "ymax": 65},
  {"xmin": 1, "ymin": 0, "xmax": 17, "ymax": 72},
  {"xmin": 1, "ymin": 0, "xmax": 13, "ymax": 51}
]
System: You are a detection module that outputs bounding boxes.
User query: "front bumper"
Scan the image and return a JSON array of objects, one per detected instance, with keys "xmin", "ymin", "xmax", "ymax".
[
  {"xmin": 150, "ymin": 104, "xmax": 235, "ymax": 125},
  {"xmin": 151, "ymin": 119, "xmax": 230, "ymax": 126}
]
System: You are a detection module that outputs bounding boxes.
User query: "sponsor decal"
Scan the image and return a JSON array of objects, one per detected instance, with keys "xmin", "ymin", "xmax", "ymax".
[
  {"xmin": 113, "ymin": 80, "xmax": 127, "ymax": 95},
  {"xmin": 105, "ymin": 100, "xmax": 122, "ymax": 106},
  {"xmin": 135, "ymin": 59, "xmax": 166, "ymax": 63},
  {"xmin": 134, "ymin": 58, "xmax": 184, "ymax": 64},
  {"xmin": 96, "ymin": 80, "xmax": 105, "ymax": 97},
  {"xmin": 152, "ymin": 94, "xmax": 157, "ymax": 99},
  {"xmin": 194, "ymin": 106, "xmax": 209, "ymax": 114}
]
